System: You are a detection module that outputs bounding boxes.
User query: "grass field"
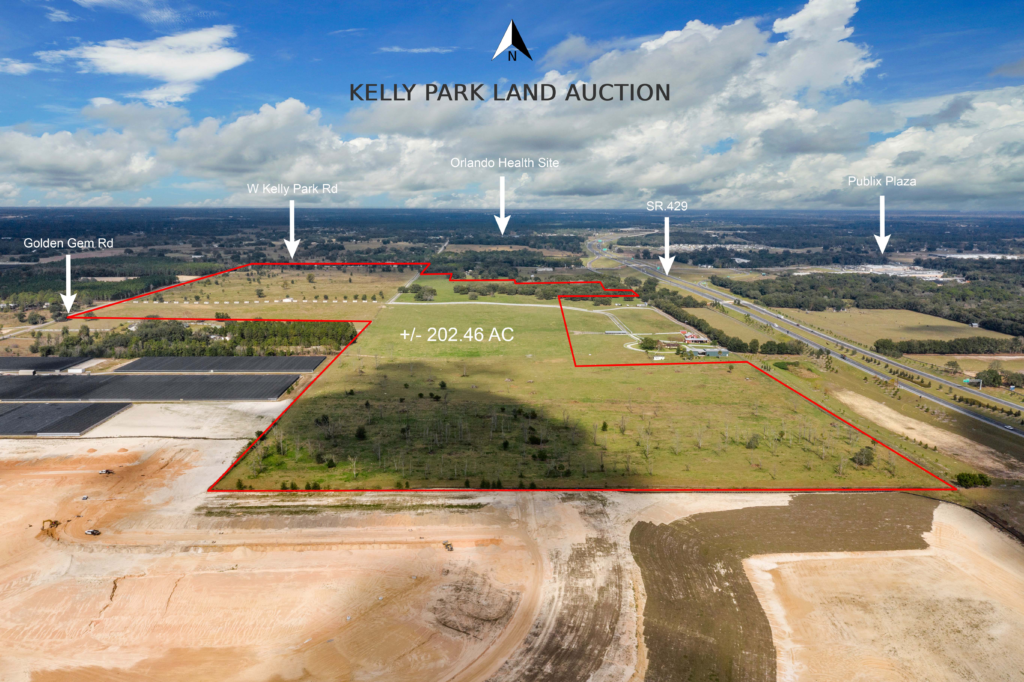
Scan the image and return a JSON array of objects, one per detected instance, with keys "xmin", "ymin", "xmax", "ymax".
[
  {"xmin": 780, "ymin": 308, "xmax": 1011, "ymax": 347},
  {"xmin": 682, "ymin": 307, "xmax": 777, "ymax": 343},
  {"xmin": 88, "ymin": 265, "xmax": 412, "ymax": 321},
  {"xmin": 611, "ymin": 307, "xmax": 691, "ymax": 334},
  {"xmin": 213, "ymin": 295, "xmax": 946, "ymax": 492},
  {"xmin": 906, "ymin": 355, "xmax": 1024, "ymax": 375}
]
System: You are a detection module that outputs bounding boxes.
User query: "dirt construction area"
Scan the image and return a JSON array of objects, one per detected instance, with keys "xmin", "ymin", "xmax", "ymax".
[{"xmin": 1, "ymin": 406, "xmax": 1024, "ymax": 681}]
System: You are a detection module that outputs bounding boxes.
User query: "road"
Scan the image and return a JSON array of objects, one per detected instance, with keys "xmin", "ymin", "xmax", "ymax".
[
  {"xmin": 585, "ymin": 240, "xmax": 1024, "ymax": 440},
  {"xmin": 688, "ymin": 279, "xmax": 1024, "ymax": 413}
]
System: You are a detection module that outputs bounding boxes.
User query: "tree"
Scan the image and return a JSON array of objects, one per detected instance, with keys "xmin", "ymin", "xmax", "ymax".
[
  {"xmin": 307, "ymin": 274, "xmax": 315, "ymax": 283},
  {"xmin": 945, "ymin": 360, "xmax": 962, "ymax": 374},
  {"xmin": 955, "ymin": 472, "xmax": 992, "ymax": 488},
  {"xmin": 639, "ymin": 337, "xmax": 658, "ymax": 351},
  {"xmin": 977, "ymin": 369, "xmax": 1002, "ymax": 387},
  {"xmin": 601, "ymin": 421, "xmax": 608, "ymax": 431},
  {"xmin": 852, "ymin": 446, "xmax": 875, "ymax": 466},
  {"xmin": 315, "ymin": 414, "xmax": 335, "ymax": 437},
  {"xmin": 746, "ymin": 434, "xmax": 761, "ymax": 449},
  {"xmin": 748, "ymin": 338, "xmax": 759, "ymax": 354},
  {"xmin": 255, "ymin": 288, "xmax": 264, "ymax": 298},
  {"xmin": 355, "ymin": 425, "xmax": 367, "ymax": 440}
]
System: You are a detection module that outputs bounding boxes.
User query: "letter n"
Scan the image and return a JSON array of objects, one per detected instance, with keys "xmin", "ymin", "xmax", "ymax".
[{"xmin": 508, "ymin": 51, "xmax": 516, "ymax": 61}]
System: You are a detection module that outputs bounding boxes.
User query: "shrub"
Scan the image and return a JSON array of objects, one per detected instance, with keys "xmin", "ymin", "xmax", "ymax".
[
  {"xmin": 746, "ymin": 434, "xmax": 761, "ymax": 449},
  {"xmin": 852, "ymin": 446, "xmax": 875, "ymax": 466},
  {"xmin": 956, "ymin": 472, "xmax": 992, "ymax": 488},
  {"xmin": 355, "ymin": 426, "xmax": 367, "ymax": 440}
]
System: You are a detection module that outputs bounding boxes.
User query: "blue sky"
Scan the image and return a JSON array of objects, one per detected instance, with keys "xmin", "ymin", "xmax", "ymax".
[{"xmin": 2, "ymin": 0, "xmax": 1024, "ymax": 208}]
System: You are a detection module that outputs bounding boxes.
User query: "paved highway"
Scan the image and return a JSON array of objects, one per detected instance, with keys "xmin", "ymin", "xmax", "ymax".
[{"xmin": 585, "ymin": 240, "xmax": 1024, "ymax": 439}]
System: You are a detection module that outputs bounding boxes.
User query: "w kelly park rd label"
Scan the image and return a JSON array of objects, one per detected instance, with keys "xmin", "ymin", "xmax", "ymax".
[{"xmin": 248, "ymin": 183, "xmax": 340, "ymax": 196}]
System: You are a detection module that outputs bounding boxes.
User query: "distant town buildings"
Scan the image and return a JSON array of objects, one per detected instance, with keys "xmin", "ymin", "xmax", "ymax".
[{"xmin": 841, "ymin": 264, "xmax": 959, "ymax": 282}]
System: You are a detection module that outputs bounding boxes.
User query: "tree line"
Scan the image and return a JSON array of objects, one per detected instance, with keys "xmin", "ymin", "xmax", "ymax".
[
  {"xmin": 875, "ymin": 336, "xmax": 1024, "ymax": 357},
  {"xmin": 34, "ymin": 319, "xmax": 356, "ymax": 358},
  {"xmin": 634, "ymin": 276, "xmax": 803, "ymax": 355},
  {"xmin": 710, "ymin": 271, "xmax": 1024, "ymax": 337}
]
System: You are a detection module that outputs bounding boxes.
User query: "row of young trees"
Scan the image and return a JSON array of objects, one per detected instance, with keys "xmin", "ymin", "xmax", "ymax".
[
  {"xmin": 631, "ymin": 277, "xmax": 803, "ymax": 355},
  {"xmin": 34, "ymin": 319, "xmax": 357, "ymax": 358}
]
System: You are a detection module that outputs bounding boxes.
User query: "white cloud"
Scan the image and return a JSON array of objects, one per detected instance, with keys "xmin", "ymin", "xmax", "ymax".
[
  {"xmin": 37, "ymin": 25, "xmax": 249, "ymax": 105},
  {"xmin": 5, "ymin": 0, "xmax": 1024, "ymax": 209},
  {"xmin": 46, "ymin": 8, "xmax": 78, "ymax": 22},
  {"xmin": 71, "ymin": 0, "xmax": 181, "ymax": 25},
  {"xmin": 0, "ymin": 59, "xmax": 37, "ymax": 75},
  {"xmin": 377, "ymin": 46, "xmax": 456, "ymax": 54}
]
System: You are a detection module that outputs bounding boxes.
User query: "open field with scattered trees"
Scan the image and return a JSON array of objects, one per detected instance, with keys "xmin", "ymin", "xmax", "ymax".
[
  {"xmin": 779, "ymin": 308, "xmax": 1011, "ymax": 347},
  {"xmin": 214, "ymin": 298, "xmax": 946, "ymax": 492}
]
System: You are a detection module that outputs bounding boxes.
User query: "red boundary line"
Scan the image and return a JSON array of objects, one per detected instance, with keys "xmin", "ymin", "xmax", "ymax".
[{"xmin": 68, "ymin": 261, "xmax": 954, "ymax": 493}]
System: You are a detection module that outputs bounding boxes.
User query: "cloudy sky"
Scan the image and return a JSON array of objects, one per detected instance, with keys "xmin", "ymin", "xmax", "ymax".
[{"xmin": 1, "ymin": 0, "xmax": 1024, "ymax": 209}]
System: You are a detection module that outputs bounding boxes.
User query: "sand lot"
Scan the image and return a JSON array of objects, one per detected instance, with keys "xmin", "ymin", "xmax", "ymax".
[
  {"xmin": 0, "ymin": 413, "xmax": 787, "ymax": 682},
  {"xmin": 2, "ymin": 403, "xmax": 1023, "ymax": 682},
  {"xmin": 747, "ymin": 503, "xmax": 1024, "ymax": 681}
]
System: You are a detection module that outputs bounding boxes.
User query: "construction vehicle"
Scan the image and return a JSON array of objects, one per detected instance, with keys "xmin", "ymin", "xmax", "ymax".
[
  {"xmin": 99, "ymin": 470, "xmax": 114, "ymax": 475},
  {"xmin": 85, "ymin": 530, "xmax": 101, "ymax": 536},
  {"xmin": 442, "ymin": 541, "xmax": 453, "ymax": 551}
]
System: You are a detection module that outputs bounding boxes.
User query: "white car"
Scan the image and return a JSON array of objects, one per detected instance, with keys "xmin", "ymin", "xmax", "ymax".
[{"xmin": 85, "ymin": 529, "xmax": 101, "ymax": 536}]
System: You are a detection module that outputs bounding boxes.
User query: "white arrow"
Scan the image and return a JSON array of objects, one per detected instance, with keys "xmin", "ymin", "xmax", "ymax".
[
  {"xmin": 658, "ymin": 217, "xmax": 676, "ymax": 274},
  {"xmin": 494, "ymin": 176, "xmax": 511, "ymax": 235},
  {"xmin": 284, "ymin": 199, "xmax": 301, "ymax": 258},
  {"xmin": 60, "ymin": 254, "xmax": 77, "ymax": 312},
  {"xmin": 874, "ymin": 195, "xmax": 890, "ymax": 254}
]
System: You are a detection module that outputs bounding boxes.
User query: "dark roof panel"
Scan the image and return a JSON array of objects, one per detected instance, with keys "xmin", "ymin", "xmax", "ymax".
[
  {"xmin": 0, "ymin": 374, "xmax": 298, "ymax": 401},
  {"xmin": 115, "ymin": 356, "xmax": 327, "ymax": 373},
  {"xmin": 0, "ymin": 357, "xmax": 87, "ymax": 372},
  {"xmin": 0, "ymin": 402, "xmax": 130, "ymax": 435}
]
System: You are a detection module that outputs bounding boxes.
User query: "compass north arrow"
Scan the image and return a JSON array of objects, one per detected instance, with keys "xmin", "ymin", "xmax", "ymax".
[{"xmin": 491, "ymin": 20, "xmax": 532, "ymax": 60}]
